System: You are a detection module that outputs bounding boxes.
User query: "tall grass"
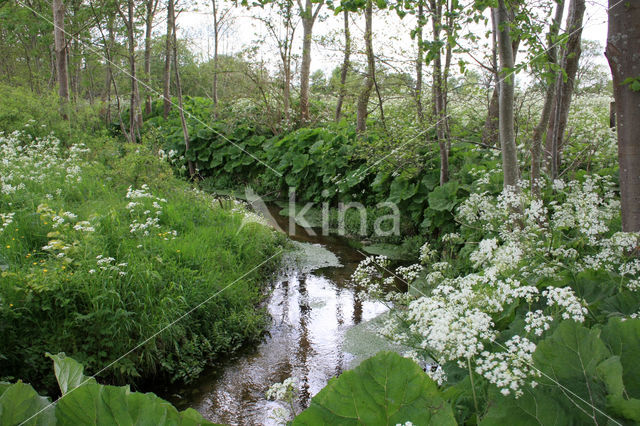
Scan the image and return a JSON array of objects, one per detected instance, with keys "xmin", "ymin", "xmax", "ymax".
[{"xmin": 0, "ymin": 127, "xmax": 285, "ymax": 394}]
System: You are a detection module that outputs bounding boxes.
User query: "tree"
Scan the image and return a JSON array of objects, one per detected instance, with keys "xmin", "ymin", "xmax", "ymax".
[
  {"xmin": 530, "ymin": 0, "xmax": 564, "ymax": 195},
  {"xmin": 52, "ymin": 0, "xmax": 69, "ymax": 119},
  {"xmin": 117, "ymin": 0, "xmax": 143, "ymax": 140},
  {"xmin": 356, "ymin": 0, "xmax": 374, "ymax": 133},
  {"xmin": 335, "ymin": 10, "xmax": 350, "ymax": 121},
  {"xmin": 545, "ymin": 0, "xmax": 585, "ymax": 179},
  {"xmin": 606, "ymin": 0, "xmax": 640, "ymax": 231},
  {"xmin": 414, "ymin": 0, "xmax": 425, "ymax": 123},
  {"xmin": 297, "ymin": 0, "xmax": 323, "ymax": 123},
  {"xmin": 170, "ymin": 0, "xmax": 195, "ymax": 177},
  {"xmin": 163, "ymin": 0, "xmax": 173, "ymax": 119},
  {"xmin": 496, "ymin": 0, "xmax": 518, "ymax": 189},
  {"xmin": 144, "ymin": 0, "xmax": 160, "ymax": 115},
  {"xmin": 211, "ymin": 0, "xmax": 233, "ymax": 117},
  {"xmin": 256, "ymin": 0, "xmax": 298, "ymax": 123}
]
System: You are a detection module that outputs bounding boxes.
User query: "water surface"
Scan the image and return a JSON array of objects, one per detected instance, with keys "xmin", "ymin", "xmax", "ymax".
[{"xmin": 176, "ymin": 205, "xmax": 388, "ymax": 424}]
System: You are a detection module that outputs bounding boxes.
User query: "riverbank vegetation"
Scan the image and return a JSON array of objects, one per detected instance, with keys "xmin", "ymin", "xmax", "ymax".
[{"xmin": 2, "ymin": 0, "xmax": 640, "ymax": 423}]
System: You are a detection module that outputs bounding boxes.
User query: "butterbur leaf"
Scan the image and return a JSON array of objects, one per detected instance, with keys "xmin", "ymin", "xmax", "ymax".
[
  {"xmin": 427, "ymin": 181, "xmax": 459, "ymax": 212},
  {"xmin": 0, "ymin": 382, "xmax": 55, "ymax": 425},
  {"xmin": 293, "ymin": 351, "xmax": 456, "ymax": 425},
  {"xmin": 601, "ymin": 318, "xmax": 640, "ymax": 397},
  {"xmin": 532, "ymin": 321, "xmax": 611, "ymax": 423},
  {"xmin": 480, "ymin": 387, "xmax": 571, "ymax": 426},
  {"xmin": 47, "ymin": 352, "xmax": 95, "ymax": 395}
]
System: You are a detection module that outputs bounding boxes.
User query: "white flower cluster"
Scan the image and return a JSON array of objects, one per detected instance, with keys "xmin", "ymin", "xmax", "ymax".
[
  {"xmin": 419, "ymin": 242, "xmax": 435, "ymax": 264},
  {"xmin": 475, "ymin": 335, "xmax": 539, "ymax": 398},
  {"xmin": 126, "ymin": 185, "xmax": 176, "ymax": 238},
  {"xmin": 0, "ymin": 130, "xmax": 86, "ymax": 196},
  {"xmin": 0, "ymin": 212, "xmax": 14, "ymax": 233},
  {"xmin": 542, "ymin": 287, "xmax": 588, "ymax": 322},
  {"xmin": 408, "ymin": 289, "xmax": 497, "ymax": 361},
  {"xmin": 73, "ymin": 221, "xmax": 95, "ymax": 232},
  {"xmin": 524, "ymin": 310, "xmax": 552, "ymax": 336},
  {"xmin": 265, "ymin": 377, "xmax": 298, "ymax": 401},
  {"xmin": 352, "ymin": 255, "xmax": 391, "ymax": 298},
  {"xmin": 551, "ymin": 176, "xmax": 619, "ymax": 244},
  {"xmin": 93, "ymin": 255, "xmax": 127, "ymax": 276}
]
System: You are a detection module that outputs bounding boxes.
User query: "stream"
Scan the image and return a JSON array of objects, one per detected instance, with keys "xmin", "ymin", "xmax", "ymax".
[{"xmin": 171, "ymin": 205, "xmax": 389, "ymax": 425}]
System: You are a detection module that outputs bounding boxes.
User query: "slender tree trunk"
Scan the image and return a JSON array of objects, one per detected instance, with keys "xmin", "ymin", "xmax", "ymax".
[
  {"xmin": 163, "ymin": 0, "xmax": 173, "ymax": 119},
  {"xmin": 356, "ymin": 0, "xmax": 374, "ymax": 134},
  {"xmin": 415, "ymin": 1, "xmax": 424, "ymax": 123},
  {"xmin": 170, "ymin": 0, "xmax": 195, "ymax": 177},
  {"xmin": 606, "ymin": 0, "xmax": 640, "ymax": 231},
  {"xmin": 335, "ymin": 10, "xmax": 350, "ymax": 122},
  {"xmin": 52, "ymin": 0, "xmax": 69, "ymax": 120},
  {"xmin": 284, "ymin": 58, "xmax": 291, "ymax": 122},
  {"xmin": 105, "ymin": 17, "xmax": 115, "ymax": 125},
  {"xmin": 545, "ymin": 0, "xmax": 585, "ymax": 178},
  {"xmin": 496, "ymin": 0, "xmax": 518, "ymax": 189},
  {"xmin": 483, "ymin": 8, "xmax": 520, "ymax": 147},
  {"xmin": 430, "ymin": 0, "xmax": 448, "ymax": 185},
  {"xmin": 530, "ymin": 0, "xmax": 565, "ymax": 196},
  {"xmin": 212, "ymin": 0, "xmax": 219, "ymax": 117},
  {"xmin": 123, "ymin": 0, "xmax": 142, "ymax": 140},
  {"xmin": 144, "ymin": 0, "xmax": 157, "ymax": 115},
  {"xmin": 299, "ymin": 0, "xmax": 321, "ymax": 123}
]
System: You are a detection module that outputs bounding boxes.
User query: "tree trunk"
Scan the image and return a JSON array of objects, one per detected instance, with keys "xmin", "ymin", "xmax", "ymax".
[
  {"xmin": 163, "ymin": 0, "xmax": 173, "ymax": 119},
  {"xmin": 430, "ymin": 0, "xmax": 448, "ymax": 185},
  {"xmin": 335, "ymin": 10, "xmax": 350, "ymax": 122},
  {"xmin": 545, "ymin": 0, "xmax": 585, "ymax": 179},
  {"xmin": 496, "ymin": 0, "xmax": 518, "ymax": 189},
  {"xmin": 483, "ymin": 7, "xmax": 520, "ymax": 147},
  {"xmin": 52, "ymin": 0, "xmax": 69, "ymax": 120},
  {"xmin": 356, "ymin": 0, "xmax": 374, "ymax": 134},
  {"xmin": 606, "ymin": 0, "xmax": 640, "ymax": 231},
  {"xmin": 530, "ymin": 0, "xmax": 565, "ymax": 196},
  {"xmin": 212, "ymin": 0, "xmax": 219, "ymax": 117},
  {"xmin": 415, "ymin": 1, "xmax": 424, "ymax": 123},
  {"xmin": 170, "ymin": 0, "xmax": 195, "ymax": 177},
  {"xmin": 144, "ymin": 0, "xmax": 157, "ymax": 115},
  {"xmin": 298, "ymin": 0, "xmax": 321, "ymax": 123},
  {"xmin": 123, "ymin": 0, "xmax": 142, "ymax": 141}
]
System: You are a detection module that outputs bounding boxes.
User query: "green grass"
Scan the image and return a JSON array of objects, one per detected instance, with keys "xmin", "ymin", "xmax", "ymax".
[{"xmin": 0, "ymin": 129, "xmax": 286, "ymax": 395}]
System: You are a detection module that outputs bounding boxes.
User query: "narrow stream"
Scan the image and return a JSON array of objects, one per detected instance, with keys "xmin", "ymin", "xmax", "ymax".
[{"xmin": 173, "ymin": 205, "xmax": 388, "ymax": 425}]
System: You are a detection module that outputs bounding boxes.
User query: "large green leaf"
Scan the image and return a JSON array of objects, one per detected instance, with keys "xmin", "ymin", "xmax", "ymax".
[
  {"xmin": 293, "ymin": 351, "xmax": 456, "ymax": 425},
  {"xmin": 388, "ymin": 177, "xmax": 418, "ymax": 204},
  {"xmin": 601, "ymin": 318, "xmax": 640, "ymax": 397},
  {"xmin": 427, "ymin": 181, "xmax": 459, "ymax": 212},
  {"xmin": 47, "ymin": 353, "xmax": 95, "ymax": 395},
  {"xmin": 532, "ymin": 321, "xmax": 612, "ymax": 423},
  {"xmin": 480, "ymin": 387, "xmax": 571, "ymax": 426},
  {"xmin": 0, "ymin": 382, "xmax": 54, "ymax": 425},
  {"xmin": 43, "ymin": 353, "xmax": 217, "ymax": 425}
]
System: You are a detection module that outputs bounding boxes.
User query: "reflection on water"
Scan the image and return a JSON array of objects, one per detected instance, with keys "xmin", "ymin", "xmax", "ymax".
[{"xmin": 179, "ymin": 206, "xmax": 388, "ymax": 425}]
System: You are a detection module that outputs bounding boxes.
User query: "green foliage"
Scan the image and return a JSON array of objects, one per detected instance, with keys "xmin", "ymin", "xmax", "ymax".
[
  {"xmin": 480, "ymin": 320, "xmax": 640, "ymax": 425},
  {"xmin": 293, "ymin": 351, "xmax": 456, "ymax": 425},
  {"xmin": 0, "ymin": 354, "xmax": 216, "ymax": 425},
  {"xmin": 0, "ymin": 128, "xmax": 285, "ymax": 394}
]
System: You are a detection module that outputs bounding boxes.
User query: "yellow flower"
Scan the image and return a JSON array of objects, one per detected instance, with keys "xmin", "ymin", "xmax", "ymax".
[
  {"xmin": 43, "ymin": 269, "xmax": 48, "ymax": 273},
  {"xmin": 5, "ymin": 245, "xmax": 9, "ymax": 249}
]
